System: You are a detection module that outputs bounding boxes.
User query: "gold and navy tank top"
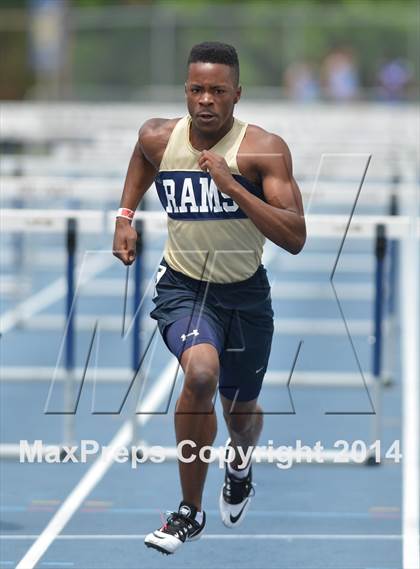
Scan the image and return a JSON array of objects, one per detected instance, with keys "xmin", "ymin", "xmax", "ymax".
[{"xmin": 155, "ymin": 115, "xmax": 266, "ymax": 283}]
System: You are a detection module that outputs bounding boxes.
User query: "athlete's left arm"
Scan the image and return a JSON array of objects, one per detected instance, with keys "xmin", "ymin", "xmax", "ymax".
[{"xmin": 199, "ymin": 135, "xmax": 306, "ymax": 254}]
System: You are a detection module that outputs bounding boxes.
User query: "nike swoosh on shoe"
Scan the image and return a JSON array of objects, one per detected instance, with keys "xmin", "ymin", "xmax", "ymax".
[{"xmin": 229, "ymin": 500, "xmax": 249, "ymax": 524}]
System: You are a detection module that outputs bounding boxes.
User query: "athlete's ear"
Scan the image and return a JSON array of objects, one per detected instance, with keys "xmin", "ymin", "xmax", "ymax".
[
  {"xmin": 184, "ymin": 82, "xmax": 188, "ymax": 96},
  {"xmin": 234, "ymin": 85, "xmax": 242, "ymax": 104}
]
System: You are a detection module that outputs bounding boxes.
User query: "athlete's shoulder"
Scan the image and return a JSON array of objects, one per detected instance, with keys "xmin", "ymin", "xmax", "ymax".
[
  {"xmin": 244, "ymin": 123, "xmax": 291, "ymax": 156},
  {"xmin": 138, "ymin": 117, "xmax": 181, "ymax": 147},
  {"xmin": 238, "ymin": 123, "xmax": 294, "ymax": 177},
  {"xmin": 138, "ymin": 117, "xmax": 182, "ymax": 167}
]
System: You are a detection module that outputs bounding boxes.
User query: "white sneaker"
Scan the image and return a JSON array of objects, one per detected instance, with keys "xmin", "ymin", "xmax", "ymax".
[
  {"xmin": 219, "ymin": 440, "xmax": 255, "ymax": 528},
  {"xmin": 144, "ymin": 501, "xmax": 206, "ymax": 555}
]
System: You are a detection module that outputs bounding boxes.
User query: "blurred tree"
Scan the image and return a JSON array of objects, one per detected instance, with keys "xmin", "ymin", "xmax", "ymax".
[{"xmin": 0, "ymin": 0, "xmax": 417, "ymax": 100}]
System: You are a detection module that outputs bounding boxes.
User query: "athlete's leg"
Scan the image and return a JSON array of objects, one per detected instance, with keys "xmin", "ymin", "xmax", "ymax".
[
  {"xmin": 218, "ymin": 395, "xmax": 261, "ymax": 528},
  {"xmin": 175, "ymin": 343, "xmax": 219, "ymax": 511},
  {"xmin": 220, "ymin": 395, "xmax": 263, "ymax": 469},
  {"xmin": 218, "ymin": 301, "xmax": 272, "ymax": 467},
  {"xmin": 217, "ymin": 303, "xmax": 271, "ymax": 528},
  {"xmin": 144, "ymin": 334, "xmax": 217, "ymax": 554}
]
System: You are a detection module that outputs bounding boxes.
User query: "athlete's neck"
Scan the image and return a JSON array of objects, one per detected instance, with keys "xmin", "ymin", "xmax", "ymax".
[{"xmin": 189, "ymin": 116, "xmax": 234, "ymax": 151}]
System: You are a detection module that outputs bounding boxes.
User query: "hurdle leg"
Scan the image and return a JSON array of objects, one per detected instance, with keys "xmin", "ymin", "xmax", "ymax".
[
  {"xmin": 62, "ymin": 218, "xmax": 77, "ymax": 457},
  {"xmin": 367, "ymin": 223, "xmax": 387, "ymax": 465},
  {"xmin": 130, "ymin": 219, "xmax": 144, "ymax": 451},
  {"xmin": 383, "ymin": 189, "xmax": 400, "ymax": 385}
]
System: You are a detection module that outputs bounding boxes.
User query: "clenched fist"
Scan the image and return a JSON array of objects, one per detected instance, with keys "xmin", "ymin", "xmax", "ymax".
[
  {"xmin": 198, "ymin": 150, "xmax": 235, "ymax": 195},
  {"xmin": 112, "ymin": 218, "xmax": 138, "ymax": 265}
]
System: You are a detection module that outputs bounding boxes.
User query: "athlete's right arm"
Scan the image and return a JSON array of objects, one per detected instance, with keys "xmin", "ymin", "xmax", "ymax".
[{"xmin": 112, "ymin": 123, "xmax": 158, "ymax": 266}]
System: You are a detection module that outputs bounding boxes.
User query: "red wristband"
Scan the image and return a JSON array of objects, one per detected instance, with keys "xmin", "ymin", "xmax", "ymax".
[{"xmin": 116, "ymin": 208, "xmax": 135, "ymax": 221}]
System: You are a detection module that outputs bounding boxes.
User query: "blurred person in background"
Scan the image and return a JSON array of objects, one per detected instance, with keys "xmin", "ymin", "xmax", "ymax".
[
  {"xmin": 283, "ymin": 61, "xmax": 320, "ymax": 102},
  {"xmin": 321, "ymin": 45, "xmax": 360, "ymax": 101},
  {"xmin": 377, "ymin": 58, "xmax": 413, "ymax": 102}
]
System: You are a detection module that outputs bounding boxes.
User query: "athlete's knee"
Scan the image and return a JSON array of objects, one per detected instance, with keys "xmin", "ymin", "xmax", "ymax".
[
  {"xmin": 183, "ymin": 364, "xmax": 218, "ymax": 401},
  {"xmin": 180, "ymin": 344, "xmax": 219, "ymax": 401}
]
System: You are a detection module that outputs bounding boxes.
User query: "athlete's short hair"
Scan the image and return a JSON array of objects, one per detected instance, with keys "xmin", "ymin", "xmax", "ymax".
[{"xmin": 187, "ymin": 42, "xmax": 240, "ymax": 85}]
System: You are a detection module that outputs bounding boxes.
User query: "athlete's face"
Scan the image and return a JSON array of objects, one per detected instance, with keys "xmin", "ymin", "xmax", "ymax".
[{"xmin": 185, "ymin": 62, "xmax": 241, "ymax": 134}]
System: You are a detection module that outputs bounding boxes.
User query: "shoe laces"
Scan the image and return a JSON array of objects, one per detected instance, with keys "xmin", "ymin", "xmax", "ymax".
[
  {"xmin": 160, "ymin": 510, "xmax": 197, "ymax": 538},
  {"xmin": 225, "ymin": 478, "xmax": 256, "ymax": 495},
  {"xmin": 225, "ymin": 471, "xmax": 255, "ymax": 502}
]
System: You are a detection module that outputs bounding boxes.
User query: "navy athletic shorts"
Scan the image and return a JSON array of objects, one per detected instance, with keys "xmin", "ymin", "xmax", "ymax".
[{"xmin": 150, "ymin": 258, "xmax": 274, "ymax": 402}]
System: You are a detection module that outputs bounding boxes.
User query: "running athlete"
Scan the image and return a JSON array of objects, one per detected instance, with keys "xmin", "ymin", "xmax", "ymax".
[{"xmin": 112, "ymin": 42, "xmax": 306, "ymax": 555}]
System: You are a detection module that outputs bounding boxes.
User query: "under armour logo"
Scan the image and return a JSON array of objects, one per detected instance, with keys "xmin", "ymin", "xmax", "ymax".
[{"xmin": 180, "ymin": 329, "xmax": 199, "ymax": 342}]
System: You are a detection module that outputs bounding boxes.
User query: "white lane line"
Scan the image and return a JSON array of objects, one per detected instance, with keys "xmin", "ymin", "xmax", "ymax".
[
  {"xmin": 401, "ymin": 192, "xmax": 420, "ymax": 569},
  {"xmin": 15, "ymin": 359, "xmax": 179, "ymax": 569},
  {"xmin": 0, "ymin": 255, "xmax": 113, "ymax": 336},
  {"xmin": 4, "ymin": 534, "xmax": 402, "ymax": 541},
  {"xmin": 2, "ymin": 559, "xmax": 74, "ymax": 566},
  {"xmin": 0, "ymin": 279, "xmax": 66, "ymax": 335}
]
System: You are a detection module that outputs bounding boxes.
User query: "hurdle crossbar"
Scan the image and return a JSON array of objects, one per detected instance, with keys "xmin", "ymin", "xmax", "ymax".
[{"xmin": 1, "ymin": 209, "xmax": 419, "ymax": 237}]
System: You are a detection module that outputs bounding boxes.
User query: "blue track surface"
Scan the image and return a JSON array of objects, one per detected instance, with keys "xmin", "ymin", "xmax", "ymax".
[{"xmin": 0, "ymin": 196, "xmax": 404, "ymax": 568}]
